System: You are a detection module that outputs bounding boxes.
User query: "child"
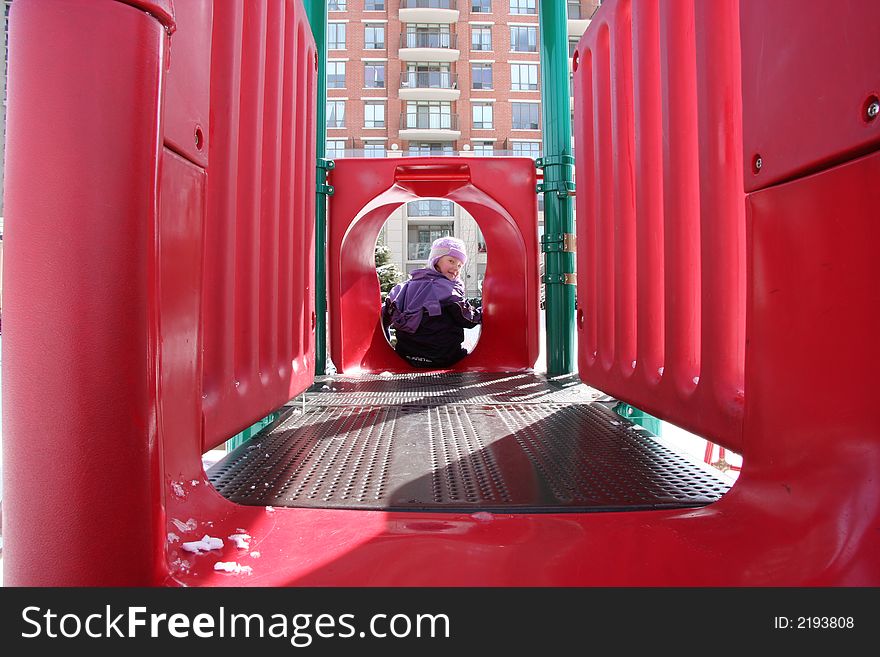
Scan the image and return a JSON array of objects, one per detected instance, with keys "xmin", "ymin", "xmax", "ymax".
[{"xmin": 382, "ymin": 236, "xmax": 482, "ymax": 368}]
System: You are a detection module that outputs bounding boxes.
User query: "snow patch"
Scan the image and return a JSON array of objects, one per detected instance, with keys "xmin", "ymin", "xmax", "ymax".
[
  {"xmin": 171, "ymin": 518, "xmax": 198, "ymax": 533},
  {"xmin": 170, "ymin": 558, "xmax": 192, "ymax": 574},
  {"xmin": 228, "ymin": 533, "xmax": 251, "ymax": 550},
  {"xmin": 181, "ymin": 535, "xmax": 224, "ymax": 553},
  {"xmin": 214, "ymin": 562, "xmax": 253, "ymax": 575}
]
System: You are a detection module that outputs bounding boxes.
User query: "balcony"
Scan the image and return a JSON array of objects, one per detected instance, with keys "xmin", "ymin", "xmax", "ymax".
[
  {"xmin": 568, "ymin": 5, "xmax": 591, "ymax": 38},
  {"xmin": 399, "ymin": 0, "xmax": 459, "ymax": 25},
  {"xmin": 399, "ymin": 33, "xmax": 460, "ymax": 63},
  {"xmin": 399, "ymin": 71, "xmax": 460, "ymax": 101},
  {"xmin": 398, "ymin": 113, "xmax": 461, "ymax": 141},
  {"xmin": 407, "ymin": 199, "xmax": 455, "ymax": 219}
]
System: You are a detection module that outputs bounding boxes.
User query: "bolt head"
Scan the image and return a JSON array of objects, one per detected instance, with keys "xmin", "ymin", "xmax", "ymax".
[
  {"xmin": 868, "ymin": 101, "xmax": 880, "ymax": 119},
  {"xmin": 754, "ymin": 156, "xmax": 763, "ymax": 170}
]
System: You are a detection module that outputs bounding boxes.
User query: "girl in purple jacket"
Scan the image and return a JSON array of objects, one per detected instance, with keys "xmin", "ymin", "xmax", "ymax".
[{"xmin": 382, "ymin": 236, "xmax": 482, "ymax": 368}]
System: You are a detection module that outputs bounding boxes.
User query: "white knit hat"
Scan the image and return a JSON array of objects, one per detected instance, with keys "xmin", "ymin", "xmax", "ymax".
[{"xmin": 428, "ymin": 236, "xmax": 467, "ymax": 268}]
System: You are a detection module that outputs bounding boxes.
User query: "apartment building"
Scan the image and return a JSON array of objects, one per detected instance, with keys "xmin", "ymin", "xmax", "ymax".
[{"xmin": 326, "ymin": 0, "xmax": 599, "ymax": 297}]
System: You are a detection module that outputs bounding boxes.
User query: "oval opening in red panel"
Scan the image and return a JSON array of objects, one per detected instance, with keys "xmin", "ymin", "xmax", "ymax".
[{"xmin": 375, "ymin": 199, "xmax": 485, "ymax": 368}]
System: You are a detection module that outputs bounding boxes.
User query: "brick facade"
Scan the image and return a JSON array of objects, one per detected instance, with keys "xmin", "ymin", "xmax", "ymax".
[{"xmin": 326, "ymin": 0, "xmax": 598, "ymax": 154}]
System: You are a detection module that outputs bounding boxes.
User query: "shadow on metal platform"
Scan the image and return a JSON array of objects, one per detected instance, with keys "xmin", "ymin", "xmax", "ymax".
[{"xmin": 208, "ymin": 372, "xmax": 731, "ymax": 513}]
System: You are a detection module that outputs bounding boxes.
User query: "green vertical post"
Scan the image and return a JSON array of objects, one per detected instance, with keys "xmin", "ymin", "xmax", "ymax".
[
  {"xmin": 306, "ymin": 0, "xmax": 329, "ymax": 375},
  {"xmin": 538, "ymin": 0, "xmax": 576, "ymax": 376}
]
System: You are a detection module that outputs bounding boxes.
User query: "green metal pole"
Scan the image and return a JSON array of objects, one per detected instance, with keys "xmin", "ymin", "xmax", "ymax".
[
  {"xmin": 538, "ymin": 0, "xmax": 576, "ymax": 376},
  {"xmin": 306, "ymin": 1, "xmax": 329, "ymax": 375}
]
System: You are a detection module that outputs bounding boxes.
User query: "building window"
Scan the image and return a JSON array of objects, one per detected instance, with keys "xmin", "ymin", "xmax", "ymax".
[
  {"xmin": 404, "ymin": 62, "xmax": 452, "ymax": 89},
  {"xmin": 404, "ymin": 101, "xmax": 453, "ymax": 130},
  {"xmin": 327, "ymin": 140, "xmax": 347, "ymax": 158},
  {"xmin": 364, "ymin": 141, "xmax": 386, "ymax": 158},
  {"xmin": 512, "ymin": 102, "xmax": 540, "ymax": 130},
  {"xmin": 327, "ymin": 61, "xmax": 345, "ymax": 88},
  {"xmin": 471, "ymin": 63, "xmax": 493, "ymax": 90},
  {"xmin": 327, "ymin": 100, "xmax": 345, "ymax": 128},
  {"xmin": 408, "ymin": 200, "xmax": 454, "ymax": 217},
  {"xmin": 328, "ymin": 0, "xmax": 346, "ymax": 10},
  {"xmin": 364, "ymin": 101, "xmax": 386, "ymax": 128},
  {"xmin": 512, "ymin": 141, "xmax": 541, "ymax": 159},
  {"xmin": 567, "ymin": 0, "xmax": 582, "ymax": 19},
  {"xmin": 471, "ymin": 26, "xmax": 492, "ymax": 51},
  {"xmin": 510, "ymin": 0, "xmax": 536, "ymax": 15},
  {"xmin": 409, "ymin": 224, "xmax": 454, "ymax": 261},
  {"xmin": 477, "ymin": 227, "xmax": 487, "ymax": 253},
  {"xmin": 364, "ymin": 62, "xmax": 385, "ymax": 89},
  {"xmin": 511, "ymin": 63, "xmax": 538, "ymax": 91},
  {"xmin": 328, "ymin": 23, "xmax": 346, "ymax": 50},
  {"xmin": 402, "ymin": 0, "xmax": 454, "ymax": 7},
  {"xmin": 365, "ymin": 0, "xmax": 385, "ymax": 9},
  {"xmin": 472, "ymin": 0, "xmax": 491, "ymax": 12},
  {"xmin": 510, "ymin": 26, "xmax": 537, "ymax": 52},
  {"xmin": 472, "ymin": 141, "xmax": 494, "ymax": 156},
  {"xmin": 472, "ymin": 102, "xmax": 493, "ymax": 129},
  {"xmin": 408, "ymin": 142, "xmax": 454, "ymax": 156},
  {"xmin": 365, "ymin": 24, "xmax": 385, "ymax": 50},
  {"xmin": 405, "ymin": 24, "xmax": 452, "ymax": 49}
]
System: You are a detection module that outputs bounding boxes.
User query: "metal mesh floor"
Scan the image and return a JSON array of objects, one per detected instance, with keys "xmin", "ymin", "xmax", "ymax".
[{"xmin": 208, "ymin": 373, "xmax": 732, "ymax": 512}]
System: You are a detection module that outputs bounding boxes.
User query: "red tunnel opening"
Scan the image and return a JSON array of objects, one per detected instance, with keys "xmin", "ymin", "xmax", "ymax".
[{"xmin": 328, "ymin": 157, "xmax": 540, "ymax": 374}]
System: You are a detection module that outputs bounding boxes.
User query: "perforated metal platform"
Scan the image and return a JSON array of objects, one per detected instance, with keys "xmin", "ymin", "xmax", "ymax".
[{"xmin": 208, "ymin": 373, "xmax": 732, "ymax": 512}]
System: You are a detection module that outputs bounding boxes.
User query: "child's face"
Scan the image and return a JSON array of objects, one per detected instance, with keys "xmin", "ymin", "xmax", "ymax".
[{"xmin": 435, "ymin": 255, "xmax": 463, "ymax": 281}]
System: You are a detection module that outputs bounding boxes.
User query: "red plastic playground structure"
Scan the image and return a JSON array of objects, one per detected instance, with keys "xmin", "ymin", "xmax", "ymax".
[{"xmin": 2, "ymin": 0, "xmax": 879, "ymax": 585}]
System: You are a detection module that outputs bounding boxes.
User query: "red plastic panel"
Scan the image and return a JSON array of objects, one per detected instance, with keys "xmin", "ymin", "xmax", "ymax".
[
  {"xmin": 157, "ymin": 148, "xmax": 206, "ymax": 564},
  {"xmin": 326, "ymin": 158, "xmax": 539, "ymax": 374},
  {"xmin": 3, "ymin": 0, "xmax": 167, "ymax": 585},
  {"xmin": 163, "ymin": 0, "xmax": 211, "ymax": 167},
  {"xmin": 572, "ymin": 0, "xmax": 746, "ymax": 450},
  {"xmin": 741, "ymin": 150, "xmax": 880, "ymax": 583},
  {"xmin": 3, "ymin": 0, "xmax": 317, "ymax": 584},
  {"xmin": 740, "ymin": 0, "xmax": 880, "ymax": 192},
  {"xmin": 201, "ymin": 0, "xmax": 317, "ymax": 449}
]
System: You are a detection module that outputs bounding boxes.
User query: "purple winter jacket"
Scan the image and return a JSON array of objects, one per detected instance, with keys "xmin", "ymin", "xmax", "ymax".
[{"xmin": 382, "ymin": 267, "xmax": 481, "ymax": 366}]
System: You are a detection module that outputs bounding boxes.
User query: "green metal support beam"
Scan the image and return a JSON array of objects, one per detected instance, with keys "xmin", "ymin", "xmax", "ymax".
[
  {"xmin": 225, "ymin": 411, "xmax": 282, "ymax": 451},
  {"xmin": 539, "ymin": 0, "xmax": 577, "ymax": 376},
  {"xmin": 306, "ymin": 0, "xmax": 329, "ymax": 375}
]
